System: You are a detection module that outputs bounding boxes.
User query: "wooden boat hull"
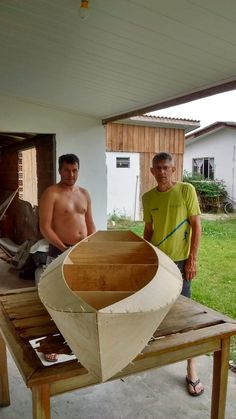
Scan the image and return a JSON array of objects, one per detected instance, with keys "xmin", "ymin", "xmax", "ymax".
[{"xmin": 38, "ymin": 231, "xmax": 182, "ymax": 382}]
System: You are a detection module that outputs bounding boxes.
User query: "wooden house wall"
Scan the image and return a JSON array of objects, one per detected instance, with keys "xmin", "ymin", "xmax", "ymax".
[{"xmin": 106, "ymin": 123, "xmax": 185, "ymax": 213}]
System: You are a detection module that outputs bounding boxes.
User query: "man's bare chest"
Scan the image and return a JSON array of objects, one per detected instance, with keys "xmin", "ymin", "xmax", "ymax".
[{"xmin": 54, "ymin": 194, "xmax": 87, "ymax": 215}]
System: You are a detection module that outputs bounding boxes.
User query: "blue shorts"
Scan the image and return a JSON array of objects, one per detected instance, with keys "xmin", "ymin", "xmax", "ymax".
[{"xmin": 175, "ymin": 260, "xmax": 192, "ymax": 298}]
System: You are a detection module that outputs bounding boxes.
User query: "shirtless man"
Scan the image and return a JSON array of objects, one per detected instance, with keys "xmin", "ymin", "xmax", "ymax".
[
  {"xmin": 39, "ymin": 153, "xmax": 96, "ymax": 361},
  {"xmin": 39, "ymin": 153, "xmax": 96, "ymax": 256}
]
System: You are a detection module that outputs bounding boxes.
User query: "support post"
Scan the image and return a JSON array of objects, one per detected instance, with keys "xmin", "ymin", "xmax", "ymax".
[
  {"xmin": 211, "ymin": 337, "xmax": 230, "ymax": 419},
  {"xmin": 0, "ymin": 331, "xmax": 10, "ymax": 406},
  {"xmin": 32, "ymin": 383, "xmax": 51, "ymax": 419}
]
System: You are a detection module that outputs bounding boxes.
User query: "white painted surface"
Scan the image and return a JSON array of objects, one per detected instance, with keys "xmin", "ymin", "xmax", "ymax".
[
  {"xmin": 0, "ymin": 95, "xmax": 107, "ymax": 229},
  {"xmin": 107, "ymin": 152, "xmax": 140, "ymax": 220},
  {"xmin": 184, "ymin": 127, "xmax": 236, "ymax": 200},
  {"xmin": 0, "ymin": 2, "xmax": 235, "ymax": 118}
]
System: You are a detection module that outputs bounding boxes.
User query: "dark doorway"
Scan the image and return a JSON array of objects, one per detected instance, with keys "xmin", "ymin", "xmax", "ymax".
[{"xmin": 0, "ymin": 133, "xmax": 56, "ymax": 201}]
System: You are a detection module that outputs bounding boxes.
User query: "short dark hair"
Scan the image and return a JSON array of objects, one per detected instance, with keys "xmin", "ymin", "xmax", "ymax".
[
  {"xmin": 58, "ymin": 154, "xmax": 80, "ymax": 170},
  {"xmin": 152, "ymin": 152, "xmax": 173, "ymax": 166}
]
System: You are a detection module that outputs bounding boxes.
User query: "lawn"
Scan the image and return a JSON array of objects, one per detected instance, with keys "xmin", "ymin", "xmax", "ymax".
[{"xmin": 108, "ymin": 215, "xmax": 236, "ymax": 364}]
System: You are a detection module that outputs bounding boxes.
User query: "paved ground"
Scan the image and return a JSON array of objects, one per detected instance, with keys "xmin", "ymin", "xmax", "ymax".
[{"xmin": 1, "ymin": 351, "xmax": 236, "ymax": 419}]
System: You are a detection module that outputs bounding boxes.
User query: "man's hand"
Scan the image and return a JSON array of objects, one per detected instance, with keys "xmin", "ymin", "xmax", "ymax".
[{"xmin": 185, "ymin": 256, "xmax": 197, "ymax": 281}]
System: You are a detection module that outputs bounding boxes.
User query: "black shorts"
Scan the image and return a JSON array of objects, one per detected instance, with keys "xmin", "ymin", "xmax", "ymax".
[{"xmin": 48, "ymin": 244, "xmax": 70, "ymax": 259}]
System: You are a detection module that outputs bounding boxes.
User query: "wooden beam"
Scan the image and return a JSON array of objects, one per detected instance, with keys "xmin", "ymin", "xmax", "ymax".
[
  {"xmin": 102, "ymin": 79, "xmax": 236, "ymax": 124},
  {"xmin": 0, "ymin": 332, "xmax": 10, "ymax": 407}
]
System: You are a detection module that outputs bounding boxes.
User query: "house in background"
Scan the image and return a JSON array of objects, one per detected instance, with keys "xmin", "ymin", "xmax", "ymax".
[
  {"xmin": 184, "ymin": 122, "xmax": 236, "ymax": 202},
  {"xmin": 106, "ymin": 116, "xmax": 199, "ymax": 220}
]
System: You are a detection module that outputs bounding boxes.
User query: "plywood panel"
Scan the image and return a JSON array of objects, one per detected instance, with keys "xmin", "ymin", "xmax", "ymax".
[{"xmin": 64, "ymin": 264, "xmax": 157, "ymax": 291}]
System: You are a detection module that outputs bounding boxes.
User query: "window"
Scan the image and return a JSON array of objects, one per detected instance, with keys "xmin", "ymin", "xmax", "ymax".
[
  {"xmin": 193, "ymin": 157, "xmax": 214, "ymax": 180},
  {"xmin": 116, "ymin": 157, "xmax": 130, "ymax": 168}
]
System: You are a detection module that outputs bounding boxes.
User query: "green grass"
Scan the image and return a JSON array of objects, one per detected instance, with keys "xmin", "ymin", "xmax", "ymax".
[
  {"xmin": 193, "ymin": 218, "xmax": 236, "ymax": 318},
  {"xmin": 108, "ymin": 215, "xmax": 236, "ymax": 363}
]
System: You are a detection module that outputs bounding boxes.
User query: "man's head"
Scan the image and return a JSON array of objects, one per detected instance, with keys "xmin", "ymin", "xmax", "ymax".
[
  {"xmin": 58, "ymin": 154, "xmax": 80, "ymax": 170},
  {"xmin": 151, "ymin": 152, "xmax": 176, "ymax": 188},
  {"xmin": 58, "ymin": 154, "xmax": 80, "ymax": 187}
]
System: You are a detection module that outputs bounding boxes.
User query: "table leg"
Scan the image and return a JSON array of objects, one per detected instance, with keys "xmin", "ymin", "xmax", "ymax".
[
  {"xmin": 32, "ymin": 383, "xmax": 51, "ymax": 419},
  {"xmin": 0, "ymin": 331, "xmax": 10, "ymax": 406},
  {"xmin": 211, "ymin": 337, "xmax": 230, "ymax": 419}
]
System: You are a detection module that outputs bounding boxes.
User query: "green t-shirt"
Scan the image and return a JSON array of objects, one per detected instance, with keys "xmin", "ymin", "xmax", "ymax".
[{"xmin": 142, "ymin": 182, "xmax": 201, "ymax": 261}]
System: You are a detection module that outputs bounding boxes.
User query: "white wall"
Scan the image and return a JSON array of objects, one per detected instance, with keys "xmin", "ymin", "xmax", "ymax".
[
  {"xmin": 0, "ymin": 95, "xmax": 107, "ymax": 229},
  {"xmin": 184, "ymin": 127, "xmax": 236, "ymax": 200},
  {"xmin": 106, "ymin": 152, "xmax": 140, "ymax": 220}
]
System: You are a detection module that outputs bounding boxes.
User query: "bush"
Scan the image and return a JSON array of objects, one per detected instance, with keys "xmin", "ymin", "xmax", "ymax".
[{"xmin": 183, "ymin": 171, "xmax": 228, "ymax": 212}]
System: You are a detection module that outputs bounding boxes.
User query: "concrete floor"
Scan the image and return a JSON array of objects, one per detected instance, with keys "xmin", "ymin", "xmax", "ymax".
[
  {"xmin": 1, "ymin": 353, "xmax": 236, "ymax": 419},
  {"xmin": 0, "ymin": 258, "xmax": 236, "ymax": 419}
]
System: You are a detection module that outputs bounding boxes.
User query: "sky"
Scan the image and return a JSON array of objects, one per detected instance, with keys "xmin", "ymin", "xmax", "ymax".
[{"xmin": 150, "ymin": 89, "xmax": 236, "ymax": 130}]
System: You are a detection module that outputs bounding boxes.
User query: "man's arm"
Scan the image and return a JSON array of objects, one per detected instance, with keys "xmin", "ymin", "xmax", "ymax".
[
  {"xmin": 143, "ymin": 222, "xmax": 153, "ymax": 242},
  {"xmin": 85, "ymin": 191, "xmax": 96, "ymax": 236},
  {"xmin": 185, "ymin": 214, "xmax": 201, "ymax": 281},
  {"xmin": 39, "ymin": 188, "xmax": 68, "ymax": 252}
]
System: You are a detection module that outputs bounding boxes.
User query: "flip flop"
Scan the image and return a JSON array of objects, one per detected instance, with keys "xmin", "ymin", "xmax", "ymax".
[
  {"xmin": 186, "ymin": 376, "xmax": 204, "ymax": 397},
  {"xmin": 44, "ymin": 353, "xmax": 58, "ymax": 363}
]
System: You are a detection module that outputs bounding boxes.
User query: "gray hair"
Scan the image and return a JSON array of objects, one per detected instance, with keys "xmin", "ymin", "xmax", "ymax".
[{"xmin": 152, "ymin": 152, "xmax": 173, "ymax": 166}]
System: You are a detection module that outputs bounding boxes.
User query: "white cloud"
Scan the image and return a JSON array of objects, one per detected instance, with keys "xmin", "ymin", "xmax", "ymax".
[{"xmin": 149, "ymin": 90, "xmax": 236, "ymax": 129}]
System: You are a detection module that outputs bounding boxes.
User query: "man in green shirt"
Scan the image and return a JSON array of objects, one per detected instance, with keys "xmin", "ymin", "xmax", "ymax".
[{"xmin": 142, "ymin": 152, "xmax": 204, "ymax": 397}]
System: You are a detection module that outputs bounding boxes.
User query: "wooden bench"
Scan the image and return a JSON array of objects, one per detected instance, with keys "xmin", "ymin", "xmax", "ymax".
[{"xmin": 0, "ymin": 287, "xmax": 236, "ymax": 419}]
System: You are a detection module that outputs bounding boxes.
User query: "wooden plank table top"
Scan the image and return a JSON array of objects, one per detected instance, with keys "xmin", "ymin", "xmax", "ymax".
[{"xmin": 0, "ymin": 287, "xmax": 236, "ymax": 419}]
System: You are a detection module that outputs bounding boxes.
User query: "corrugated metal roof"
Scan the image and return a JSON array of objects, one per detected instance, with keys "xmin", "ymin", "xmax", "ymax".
[
  {"xmin": 117, "ymin": 114, "xmax": 200, "ymax": 133},
  {"xmin": 186, "ymin": 121, "xmax": 236, "ymax": 142}
]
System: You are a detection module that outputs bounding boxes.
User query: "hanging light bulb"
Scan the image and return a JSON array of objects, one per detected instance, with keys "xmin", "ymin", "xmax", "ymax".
[{"xmin": 79, "ymin": 0, "xmax": 89, "ymax": 20}]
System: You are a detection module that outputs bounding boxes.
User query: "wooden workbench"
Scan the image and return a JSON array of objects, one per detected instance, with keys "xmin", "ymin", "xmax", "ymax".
[{"xmin": 0, "ymin": 288, "xmax": 236, "ymax": 419}]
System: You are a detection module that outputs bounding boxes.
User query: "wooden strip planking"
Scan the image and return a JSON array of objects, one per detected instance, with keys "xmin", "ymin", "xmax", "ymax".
[
  {"xmin": 105, "ymin": 123, "xmax": 111, "ymax": 150},
  {"xmin": 0, "ymin": 305, "xmax": 42, "ymax": 380},
  {"xmin": 13, "ymin": 314, "xmax": 52, "ymax": 329},
  {"xmin": 169, "ymin": 129, "xmax": 175, "ymax": 152},
  {"xmin": 164, "ymin": 128, "xmax": 170, "ymax": 152},
  {"xmin": 118, "ymin": 124, "xmax": 123, "ymax": 151},
  {"xmin": 153, "ymin": 296, "xmax": 235, "ymax": 337},
  {"xmin": 0, "ymin": 290, "xmax": 39, "ymax": 306},
  {"xmin": 4, "ymin": 303, "xmax": 47, "ymax": 320},
  {"xmin": 178, "ymin": 130, "xmax": 185, "ymax": 153},
  {"xmin": 123, "ymin": 123, "xmax": 128, "ymax": 151},
  {"xmin": 149, "ymin": 127, "xmax": 155, "ymax": 152},
  {"xmin": 18, "ymin": 324, "xmax": 60, "ymax": 340},
  {"xmin": 154, "ymin": 127, "xmax": 160, "ymax": 151},
  {"xmin": 145, "ymin": 323, "xmax": 236, "ymax": 356},
  {"xmin": 133, "ymin": 125, "xmax": 139, "ymax": 151},
  {"xmin": 138, "ymin": 125, "xmax": 145, "ymax": 151},
  {"xmin": 159, "ymin": 128, "xmax": 165, "ymax": 150}
]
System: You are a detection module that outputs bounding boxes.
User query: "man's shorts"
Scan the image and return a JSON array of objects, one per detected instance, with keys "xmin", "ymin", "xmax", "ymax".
[
  {"xmin": 48, "ymin": 244, "xmax": 63, "ymax": 259},
  {"xmin": 175, "ymin": 259, "xmax": 192, "ymax": 298}
]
